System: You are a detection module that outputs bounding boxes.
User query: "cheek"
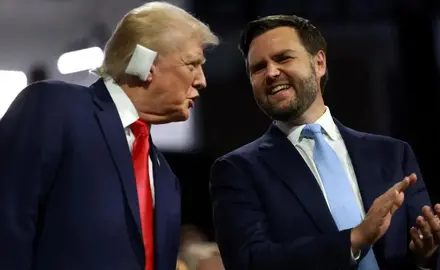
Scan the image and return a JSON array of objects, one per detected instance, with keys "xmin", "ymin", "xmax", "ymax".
[
  {"xmin": 174, "ymin": 71, "xmax": 195, "ymax": 94},
  {"xmin": 158, "ymin": 77, "xmax": 185, "ymax": 97},
  {"xmin": 251, "ymin": 75, "xmax": 265, "ymax": 96},
  {"xmin": 285, "ymin": 63, "xmax": 311, "ymax": 80},
  {"xmin": 153, "ymin": 79, "xmax": 182, "ymax": 104}
]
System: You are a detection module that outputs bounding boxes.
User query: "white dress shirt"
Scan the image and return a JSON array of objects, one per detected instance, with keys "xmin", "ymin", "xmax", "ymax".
[{"xmin": 104, "ymin": 78, "xmax": 156, "ymax": 206}]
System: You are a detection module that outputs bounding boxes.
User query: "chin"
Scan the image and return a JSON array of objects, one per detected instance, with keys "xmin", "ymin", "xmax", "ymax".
[{"xmin": 172, "ymin": 111, "xmax": 190, "ymax": 122}]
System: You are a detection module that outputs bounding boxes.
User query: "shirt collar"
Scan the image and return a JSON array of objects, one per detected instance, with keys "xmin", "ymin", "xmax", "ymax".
[
  {"xmin": 274, "ymin": 106, "xmax": 339, "ymax": 145},
  {"xmin": 103, "ymin": 78, "xmax": 139, "ymax": 129}
]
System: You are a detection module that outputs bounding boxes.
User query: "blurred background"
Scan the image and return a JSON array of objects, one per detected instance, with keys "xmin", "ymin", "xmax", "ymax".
[{"xmin": 1, "ymin": 0, "xmax": 439, "ymax": 269}]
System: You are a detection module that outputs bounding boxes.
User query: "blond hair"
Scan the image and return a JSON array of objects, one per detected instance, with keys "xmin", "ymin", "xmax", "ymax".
[{"xmin": 91, "ymin": 1, "xmax": 219, "ymax": 80}]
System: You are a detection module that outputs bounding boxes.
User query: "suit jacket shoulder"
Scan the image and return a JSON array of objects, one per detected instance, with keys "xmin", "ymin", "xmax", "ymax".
[
  {"xmin": 340, "ymin": 122, "xmax": 407, "ymax": 145},
  {"xmin": 336, "ymin": 120, "xmax": 414, "ymax": 162},
  {"xmin": 218, "ymin": 137, "xmax": 263, "ymax": 162},
  {"xmin": 20, "ymin": 79, "xmax": 92, "ymax": 100}
]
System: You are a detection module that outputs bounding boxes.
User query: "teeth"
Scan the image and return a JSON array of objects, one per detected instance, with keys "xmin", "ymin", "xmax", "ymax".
[{"xmin": 271, "ymin": 84, "xmax": 290, "ymax": 94}]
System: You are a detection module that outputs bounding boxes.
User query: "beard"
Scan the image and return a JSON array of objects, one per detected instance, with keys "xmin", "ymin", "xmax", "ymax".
[{"xmin": 255, "ymin": 64, "xmax": 319, "ymax": 123}]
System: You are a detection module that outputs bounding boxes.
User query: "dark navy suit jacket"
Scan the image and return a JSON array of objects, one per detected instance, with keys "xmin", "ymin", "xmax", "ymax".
[
  {"xmin": 210, "ymin": 122, "xmax": 436, "ymax": 270},
  {"xmin": 0, "ymin": 79, "xmax": 181, "ymax": 270}
]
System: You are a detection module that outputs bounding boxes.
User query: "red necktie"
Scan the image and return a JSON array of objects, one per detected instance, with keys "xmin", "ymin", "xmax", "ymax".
[{"xmin": 131, "ymin": 120, "xmax": 154, "ymax": 270}]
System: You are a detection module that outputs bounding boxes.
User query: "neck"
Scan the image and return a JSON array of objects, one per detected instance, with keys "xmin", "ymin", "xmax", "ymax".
[
  {"xmin": 119, "ymin": 84, "xmax": 168, "ymax": 124},
  {"xmin": 115, "ymin": 79, "xmax": 175, "ymax": 125},
  {"xmin": 288, "ymin": 94, "xmax": 326, "ymax": 126},
  {"xmin": 137, "ymin": 111, "xmax": 173, "ymax": 125}
]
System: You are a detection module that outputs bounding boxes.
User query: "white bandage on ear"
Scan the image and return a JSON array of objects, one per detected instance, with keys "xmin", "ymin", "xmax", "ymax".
[{"xmin": 125, "ymin": 44, "xmax": 158, "ymax": 81}]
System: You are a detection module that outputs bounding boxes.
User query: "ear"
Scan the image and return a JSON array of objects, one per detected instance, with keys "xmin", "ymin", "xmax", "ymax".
[
  {"xmin": 246, "ymin": 61, "xmax": 252, "ymax": 82},
  {"xmin": 146, "ymin": 64, "xmax": 156, "ymax": 83},
  {"xmin": 314, "ymin": 50, "xmax": 326, "ymax": 80}
]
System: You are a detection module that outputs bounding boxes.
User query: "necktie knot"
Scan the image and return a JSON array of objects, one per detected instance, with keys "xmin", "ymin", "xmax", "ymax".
[
  {"xmin": 301, "ymin": 123, "xmax": 323, "ymax": 139},
  {"xmin": 131, "ymin": 119, "xmax": 149, "ymax": 138}
]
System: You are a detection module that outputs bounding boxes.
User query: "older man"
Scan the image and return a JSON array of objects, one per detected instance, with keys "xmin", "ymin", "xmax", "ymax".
[{"xmin": 0, "ymin": 2, "xmax": 218, "ymax": 270}]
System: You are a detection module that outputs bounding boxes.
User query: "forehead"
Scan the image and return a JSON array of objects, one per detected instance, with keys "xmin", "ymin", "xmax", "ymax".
[
  {"xmin": 247, "ymin": 26, "xmax": 305, "ymax": 62},
  {"xmin": 180, "ymin": 39, "xmax": 205, "ymax": 59},
  {"xmin": 158, "ymin": 39, "xmax": 205, "ymax": 65}
]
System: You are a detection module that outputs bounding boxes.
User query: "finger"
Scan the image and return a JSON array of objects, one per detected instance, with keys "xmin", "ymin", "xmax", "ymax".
[
  {"xmin": 407, "ymin": 173, "xmax": 417, "ymax": 185},
  {"xmin": 377, "ymin": 189, "xmax": 398, "ymax": 216},
  {"xmin": 390, "ymin": 177, "xmax": 408, "ymax": 194},
  {"xmin": 422, "ymin": 206, "xmax": 440, "ymax": 242},
  {"xmin": 382, "ymin": 177, "xmax": 409, "ymax": 204},
  {"xmin": 416, "ymin": 216, "xmax": 435, "ymax": 248},
  {"xmin": 434, "ymin": 204, "xmax": 440, "ymax": 217},
  {"xmin": 390, "ymin": 192, "xmax": 405, "ymax": 214},
  {"xmin": 410, "ymin": 226, "xmax": 424, "ymax": 250},
  {"xmin": 422, "ymin": 206, "xmax": 438, "ymax": 224},
  {"xmin": 378, "ymin": 189, "xmax": 404, "ymax": 217},
  {"xmin": 376, "ymin": 176, "xmax": 415, "ymax": 217},
  {"xmin": 394, "ymin": 174, "xmax": 417, "ymax": 193},
  {"xmin": 377, "ymin": 176, "xmax": 409, "ymax": 205}
]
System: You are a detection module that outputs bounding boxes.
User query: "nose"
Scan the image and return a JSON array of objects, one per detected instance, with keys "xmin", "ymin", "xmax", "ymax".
[
  {"xmin": 265, "ymin": 62, "xmax": 281, "ymax": 80},
  {"xmin": 193, "ymin": 66, "xmax": 207, "ymax": 90}
]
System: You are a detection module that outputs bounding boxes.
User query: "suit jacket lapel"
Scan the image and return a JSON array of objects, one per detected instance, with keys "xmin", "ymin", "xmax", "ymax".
[
  {"xmin": 149, "ymin": 140, "xmax": 180, "ymax": 267},
  {"xmin": 149, "ymin": 142, "xmax": 169, "ymax": 259},
  {"xmin": 335, "ymin": 120, "xmax": 390, "ymax": 214},
  {"xmin": 259, "ymin": 124, "xmax": 338, "ymax": 233},
  {"xmin": 91, "ymin": 79, "xmax": 142, "ymax": 237}
]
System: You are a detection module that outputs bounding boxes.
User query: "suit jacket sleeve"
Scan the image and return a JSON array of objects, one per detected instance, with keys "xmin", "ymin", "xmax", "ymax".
[
  {"xmin": 0, "ymin": 83, "xmax": 62, "ymax": 269},
  {"xmin": 210, "ymin": 156, "xmax": 354, "ymax": 270},
  {"xmin": 402, "ymin": 142, "xmax": 438, "ymax": 269}
]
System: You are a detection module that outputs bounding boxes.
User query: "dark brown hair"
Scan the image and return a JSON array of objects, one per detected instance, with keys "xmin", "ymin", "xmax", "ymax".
[{"xmin": 239, "ymin": 15, "xmax": 329, "ymax": 90}]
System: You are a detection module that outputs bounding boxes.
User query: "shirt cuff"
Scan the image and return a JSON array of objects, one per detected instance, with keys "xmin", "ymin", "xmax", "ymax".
[{"xmin": 350, "ymin": 247, "xmax": 361, "ymax": 263}]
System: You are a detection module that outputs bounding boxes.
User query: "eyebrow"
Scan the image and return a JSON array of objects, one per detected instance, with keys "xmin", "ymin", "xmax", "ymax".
[
  {"xmin": 186, "ymin": 55, "xmax": 206, "ymax": 65},
  {"xmin": 249, "ymin": 49, "xmax": 297, "ymax": 71},
  {"xmin": 198, "ymin": 58, "xmax": 207, "ymax": 65}
]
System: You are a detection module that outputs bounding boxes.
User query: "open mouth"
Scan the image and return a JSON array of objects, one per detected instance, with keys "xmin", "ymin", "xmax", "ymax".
[
  {"xmin": 269, "ymin": 84, "xmax": 291, "ymax": 95},
  {"xmin": 188, "ymin": 100, "xmax": 195, "ymax": 108}
]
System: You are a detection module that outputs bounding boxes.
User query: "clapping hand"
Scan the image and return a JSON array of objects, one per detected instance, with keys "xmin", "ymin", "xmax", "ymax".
[
  {"xmin": 351, "ymin": 174, "xmax": 417, "ymax": 252},
  {"xmin": 409, "ymin": 204, "xmax": 440, "ymax": 266}
]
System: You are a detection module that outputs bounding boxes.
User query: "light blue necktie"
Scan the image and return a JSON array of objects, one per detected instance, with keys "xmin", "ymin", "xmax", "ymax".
[{"xmin": 302, "ymin": 123, "xmax": 379, "ymax": 270}]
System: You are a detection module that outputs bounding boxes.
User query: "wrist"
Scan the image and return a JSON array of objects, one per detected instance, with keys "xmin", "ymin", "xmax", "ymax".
[
  {"xmin": 350, "ymin": 227, "xmax": 364, "ymax": 255},
  {"xmin": 412, "ymin": 246, "xmax": 438, "ymax": 268}
]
